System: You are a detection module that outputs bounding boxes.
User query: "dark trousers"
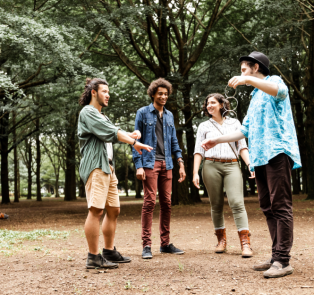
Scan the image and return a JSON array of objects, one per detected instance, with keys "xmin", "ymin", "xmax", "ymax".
[
  {"xmin": 255, "ymin": 153, "xmax": 294, "ymax": 265},
  {"xmin": 142, "ymin": 161, "xmax": 172, "ymax": 248}
]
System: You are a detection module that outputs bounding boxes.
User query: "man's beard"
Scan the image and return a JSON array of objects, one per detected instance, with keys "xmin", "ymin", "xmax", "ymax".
[
  {"xmin": 96, "ymin": 94, "xmax": 107, "ymax": 107},
  {"xmin": 245, "ymin": 69, "xmax": 254, "ymax": 86}
]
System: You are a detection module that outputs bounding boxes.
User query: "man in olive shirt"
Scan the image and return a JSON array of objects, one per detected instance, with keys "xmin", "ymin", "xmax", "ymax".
[{"xmin": 78, "ymin": 78, "xmax": 153, "ymax": 269}]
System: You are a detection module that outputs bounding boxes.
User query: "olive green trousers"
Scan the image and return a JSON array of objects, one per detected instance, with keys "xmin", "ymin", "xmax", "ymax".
[{"xmin": 202, "ymin": 160, "xmax": 249, "ymax": 231}]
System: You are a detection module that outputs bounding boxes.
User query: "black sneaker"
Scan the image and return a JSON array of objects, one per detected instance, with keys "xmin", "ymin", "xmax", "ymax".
[
  {"xmin": 142, "ymin": 246, "xmax": 153, "ymax": 259},
  {"xmin": 160, "ymin": 243, "xmax": 185, "ymax": 255},
  {"xmin": 86, "ymin": 253, "xmax": 118, "ymax": 269},
  {"xmin": 102, "ymin": 247, "xmax": 131, "ymax": 263}
]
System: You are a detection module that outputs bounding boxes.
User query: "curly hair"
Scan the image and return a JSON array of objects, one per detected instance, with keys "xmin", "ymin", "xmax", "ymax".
[
  {"xmin": 147, "ymin": 78, "xmax": 172, "ymax": 102},
  {"xmin": 79, "ymin": 78, "xmax": 109, "ymax": 106},
  {"xmin": 202, "ymin": 93, "xmax": 230, "ymax": 118}
]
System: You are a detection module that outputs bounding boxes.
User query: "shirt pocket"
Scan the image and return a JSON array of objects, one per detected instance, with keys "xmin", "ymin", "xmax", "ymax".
[
  {"xmin": 144, "ymin": 120, "xmax": 154, "ymax": 136},
  {"xmin": 166, "ymin": 120, "xmax": 174, "ymax": 139}
]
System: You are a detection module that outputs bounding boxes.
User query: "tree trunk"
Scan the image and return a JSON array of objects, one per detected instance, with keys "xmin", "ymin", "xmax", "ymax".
[
  {"xmin": 182, "ymin": 80, "xmax": 201, "ymax": 203},
  {"xmin": 291, "ymin": 56, "xmax": 306, "ymax": 194},
  {"xmin": 36, "ymin": 119, "xmax": 42, "ymax": 201},
  {"xmin": 55, "ymin": 172, "xmax": 60, "ymax": 197},
  {"xmin": 166, "ymin": 87, "xmax": 190, "ymax": 205},
  {"xmin": 0, "ymin": 111, "xmax": 10, "ymax": 204},
  {"xmin": 305, "ymin": 103, "xmax": 314, "ymax": 199},
  {"xmin": 305, "ymin": 18, "xmax": 314, "ymax": 200},
  {"xmin": 124, "ymin": 147, "xmax": 129, "ymax": 197},
  {"xmin": 79, "ymin": 178, "xmax": 86, "ymax": 198},
  {"xmin": 237, "ymin": 98, "xmax": 248, "ymax": 197},
  {"xmin": 26, "ymin": 138, "xmax": 32, "ymax": 200},
  {"xmin": 133, "ymin": 162, "xmax": 142, "ymax": 198},
  {"xmin": 240, "ymin": 159, "xmax": 249, "ymax": 197},
  {"xmin": 248, "ymin": 178, "xmax": 256, "ymax": 196},
  {"xmin": 13, "ymin": 112, "xmax": 20, "ymax": 202},
  {"xmin": 292, "ymin": 169, "xmax": 300, "ymax": 195},
  {"xmin": 64, "ymin": 113, "xmax": 77, "ymax": 201}
]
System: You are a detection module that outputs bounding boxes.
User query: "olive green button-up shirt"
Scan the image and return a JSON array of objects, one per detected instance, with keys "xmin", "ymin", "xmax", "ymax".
[{"xmin": 78, "ymin": 105, "xmax": 121, "ymax": 185}]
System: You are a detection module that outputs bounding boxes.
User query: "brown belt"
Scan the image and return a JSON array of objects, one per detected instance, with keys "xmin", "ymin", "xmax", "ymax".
[{"xmin": 205, "ymin": 158, "xmax": 238, "ymax": 163}]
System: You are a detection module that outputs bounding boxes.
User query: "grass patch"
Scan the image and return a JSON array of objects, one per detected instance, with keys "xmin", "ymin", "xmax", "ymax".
[{"xmin": 0, "ymin": 229, "xmax": 70, "ymax": 251}]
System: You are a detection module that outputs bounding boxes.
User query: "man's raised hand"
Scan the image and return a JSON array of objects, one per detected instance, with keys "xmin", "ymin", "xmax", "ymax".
[
  {"xmin": 201, "ymin": 137, "xmax": 219, "ymax": 151},
  {"xmin": 133, "ymin": 142, "xmax": 153, "ymax": 155},
  {"xmin": 228, "ymin": 76, "xmax": 247, "ymax": 89}
]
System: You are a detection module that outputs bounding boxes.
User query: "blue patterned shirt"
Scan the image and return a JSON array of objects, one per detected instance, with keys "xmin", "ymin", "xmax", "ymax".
[{"xmin": 240, "ymin": 75, "xmax": 302, "ymax": 171}]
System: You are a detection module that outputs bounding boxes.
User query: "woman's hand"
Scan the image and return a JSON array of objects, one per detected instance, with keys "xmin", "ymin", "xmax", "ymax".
[
  {"xmin": 249, "ymin": 170, "xmax": 255, "ymax": 179},
  {"xmin": 193, "ymin": 173, "xmax": 200, "ymax": 189}
]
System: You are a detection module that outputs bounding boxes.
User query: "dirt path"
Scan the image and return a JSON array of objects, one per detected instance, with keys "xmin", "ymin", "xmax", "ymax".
[{"xmin": 1, "ymin": 195, "xmax": 314, "ymax": 295}]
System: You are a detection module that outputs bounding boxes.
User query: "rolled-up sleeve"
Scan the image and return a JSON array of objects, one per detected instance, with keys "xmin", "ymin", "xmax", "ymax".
[
  {"xmin": 270, "ymin": 75, "xmax": 288, "ymax": 101},
  {"xmin": 132, "ymin": 110, "xmax": 143, "ymax": 169},
  {"xmin": 240, "ymin": 115, "xmax": 249, "ymax": 138},
  {"xmin": 83, "ymin": 107, "xmax": 120, "ymax": 143},
  {"xmin": 194, "ymin": 124, "xmax": 205, "ymax": 158}
]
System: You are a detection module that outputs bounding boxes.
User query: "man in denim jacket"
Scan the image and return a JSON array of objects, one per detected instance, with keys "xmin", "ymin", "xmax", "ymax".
[{"xmin": 132, "ymin": 78, "xmax": 186, "ymax": 259}]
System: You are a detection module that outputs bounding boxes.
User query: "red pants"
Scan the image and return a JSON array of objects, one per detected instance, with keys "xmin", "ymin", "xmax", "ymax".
[{"xmin": 142, "ymin": 161, "xmax": 172, "ymax": 247}]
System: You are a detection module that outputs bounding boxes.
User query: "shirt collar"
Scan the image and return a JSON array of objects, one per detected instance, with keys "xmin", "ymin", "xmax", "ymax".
[{"xmin": 149, "ymin": 103, "xmax": 168, "ymax": 114}]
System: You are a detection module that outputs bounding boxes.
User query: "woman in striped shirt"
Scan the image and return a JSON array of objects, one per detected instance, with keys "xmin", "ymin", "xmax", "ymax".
[{"xmin": 193, "ymin": 93, "xmax": 254, "ymax": 258}]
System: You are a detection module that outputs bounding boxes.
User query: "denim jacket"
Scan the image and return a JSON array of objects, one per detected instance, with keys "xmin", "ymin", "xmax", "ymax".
[{"xmin": 132, "ymin": 103, "xmax": 182, "ymax": 170}]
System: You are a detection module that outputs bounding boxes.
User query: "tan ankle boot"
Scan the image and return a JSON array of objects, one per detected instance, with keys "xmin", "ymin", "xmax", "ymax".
[
  {"xmin": 238, "ymin": 230, "xmax": 253, "ymax": 258},
  {"xmin": 214, "ymin": 228, "xmax": 227, "ymax": 253}
]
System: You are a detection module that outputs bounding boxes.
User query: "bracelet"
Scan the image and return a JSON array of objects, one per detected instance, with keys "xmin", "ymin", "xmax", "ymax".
[
  {"xmin": 132, "ymin": 139, "xmax": 137, "ymax": 146},
  {"xmin": 177, "ymin": 159, "xmax": 184, "ymax": 166}
]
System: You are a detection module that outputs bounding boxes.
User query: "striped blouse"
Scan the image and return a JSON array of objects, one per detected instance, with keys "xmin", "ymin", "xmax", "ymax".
[{"xmin": 194, "ymin": 117, "xmax": 248, "ymax": 160}]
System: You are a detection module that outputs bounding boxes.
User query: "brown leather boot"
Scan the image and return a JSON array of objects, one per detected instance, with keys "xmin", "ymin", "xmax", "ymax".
[
  {"xmin": 214, "ymin": 228, "xmax": 227, "ymax": 253},
  {"xmin": 238, "ymin": 230, "xmax": 253, "ymax": 258}
]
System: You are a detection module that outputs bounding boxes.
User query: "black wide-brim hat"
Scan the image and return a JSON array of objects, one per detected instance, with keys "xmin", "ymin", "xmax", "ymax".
[{"xmin": 239, "ymin": 51, "xmax": 270, "ymax": 75}]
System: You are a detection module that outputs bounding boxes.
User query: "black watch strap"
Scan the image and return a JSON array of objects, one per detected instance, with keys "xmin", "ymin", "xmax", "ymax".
[{"xmin": 132, "ymin": 139, "xmax": 137, "ymax": 146}]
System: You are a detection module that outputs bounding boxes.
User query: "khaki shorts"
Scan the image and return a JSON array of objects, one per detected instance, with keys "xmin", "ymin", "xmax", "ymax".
[{"xmin": 85, "ymin": 167, "xmax": 120, "ymax": 209}]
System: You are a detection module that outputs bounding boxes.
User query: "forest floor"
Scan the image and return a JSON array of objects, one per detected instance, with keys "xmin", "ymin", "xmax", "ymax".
[{"xmin": 1, "ymin": 194, "xmax": 314, "ymax": 295}]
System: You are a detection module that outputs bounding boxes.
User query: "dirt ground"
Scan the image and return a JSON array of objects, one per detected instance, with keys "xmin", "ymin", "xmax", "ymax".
[{"xmin": 1, "ymin": 194, "xmax": 314, "ymax": 295}]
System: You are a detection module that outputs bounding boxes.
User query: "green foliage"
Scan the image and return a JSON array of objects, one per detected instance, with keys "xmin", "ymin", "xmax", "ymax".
[{"xmin": 0, "ymin": 229, "xmax": 69, "ymax": 250}]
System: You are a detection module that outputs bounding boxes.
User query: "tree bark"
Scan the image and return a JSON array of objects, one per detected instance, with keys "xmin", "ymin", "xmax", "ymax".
[
  {"xmin": 124, "ymin": 147, "xmax": 129, "ymax": 197},
  {"xmin": 166, "ymin": 87, "xmax": 190, "ymax": 205},
  {"xmin": 248, "ymin": 178, "xmax": 256, "ymax": 196},
  {"xmin": 26, "ymin": 138, "xmax": 32, "ymax": 200},
  {"xmin": 36, "ymin": 119, "xmax": 42, "ymax": 201},
  {"xmin": 79, "ymin": 178, "xmax": 86, "ymax": 198},
  {"xmin": 13, "ymin": 112, "xmax": 20, "ymax": 202},
  {"xmin": 133, "ymin": 162, "xmax": 142, "ymax": 198},
  {"xmin": 0, "ymin": 111, "xmax": 10, "ymax": 204},
  {"xmin": 182, "ymin": 81, "xmax": 201, "ymax": 203},
  {"xmin": 64, "ymin": 113, "xmax": 77, "ymax": 201},
  {"xmin": 305, "ymin": 17, "xmax": 314, "ymax": 200}
]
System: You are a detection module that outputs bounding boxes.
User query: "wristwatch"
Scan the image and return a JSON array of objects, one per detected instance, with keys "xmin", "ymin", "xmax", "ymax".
[
  {"xmin": 177, "ymin": 159, "xmax": 184, "ymax": 166},
  {"xmin": 132, "ymin": 139, "xmax": 137, "ymax": 146}
]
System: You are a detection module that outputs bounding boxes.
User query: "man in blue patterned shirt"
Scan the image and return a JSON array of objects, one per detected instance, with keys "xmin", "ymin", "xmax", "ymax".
[{"xmin": 201, "ymin": 51, "xmax": 301, "ymax": 278}]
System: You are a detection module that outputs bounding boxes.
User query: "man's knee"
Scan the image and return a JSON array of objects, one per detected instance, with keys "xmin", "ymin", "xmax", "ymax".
[
  {"xmin": 143, "ymin": 200, "xmax": 156, "ymax": 211},
  {"xmin": 89, "ymin": 207, "xmax": 104, "ymax": 219},
  {"xmin": 106, "ymin": 206, "xmax": 120, "ymax": 219}
]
